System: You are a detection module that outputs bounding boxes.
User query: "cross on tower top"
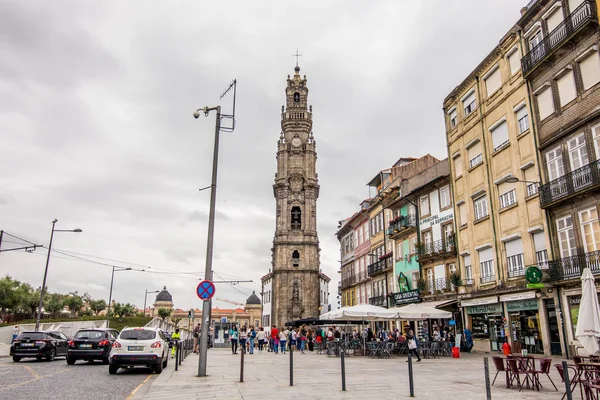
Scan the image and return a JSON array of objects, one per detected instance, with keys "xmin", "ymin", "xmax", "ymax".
[{"xmin": 293, "ymin": 49, "xmax": 302, "ymax": 67}]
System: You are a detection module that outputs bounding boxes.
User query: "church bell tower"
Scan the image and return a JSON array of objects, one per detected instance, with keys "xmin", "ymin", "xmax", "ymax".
[{"xmin": 266, "ymin": 65, "xmax": 325, "ymax": 328}]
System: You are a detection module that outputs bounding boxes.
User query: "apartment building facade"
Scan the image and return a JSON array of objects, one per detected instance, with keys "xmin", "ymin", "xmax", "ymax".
[
  {"xmin": 443, "ymin": 21, "xmax": 553, "ymax": 354},
  {"xmin": 519, "ymin": 0, "xmax": 600, "ymax": 356}
]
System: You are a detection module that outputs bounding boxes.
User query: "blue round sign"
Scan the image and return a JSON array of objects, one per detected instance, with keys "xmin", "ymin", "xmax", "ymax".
[{"xmin": 196, "ymin": 280, "xmax": 216, "ymax": 301}]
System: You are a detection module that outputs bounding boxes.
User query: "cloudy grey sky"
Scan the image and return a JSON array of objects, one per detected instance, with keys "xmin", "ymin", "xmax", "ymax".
[{"xmin": 0, "ymin": 0, "xmax": 527, "ymax": 311}]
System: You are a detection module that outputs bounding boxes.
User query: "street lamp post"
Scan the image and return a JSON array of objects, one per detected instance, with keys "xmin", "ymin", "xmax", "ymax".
[
  {"xmin": 36, "ymin": 219, "xmax": 82, "ymax": 331},
  {"xmin": 143, "ymin": 289, "xmax": 160, "ymax": 317},
  {"xmin": 106, "ymin": 266, "xmax": 132, "ymax": 328}
]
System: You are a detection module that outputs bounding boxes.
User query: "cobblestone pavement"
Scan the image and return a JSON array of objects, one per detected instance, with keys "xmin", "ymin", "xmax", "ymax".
[
  {"xmin": 0, "ymin": 354, "xmax": 155, "ymax": 399},
  {"xmin": 136, "ymin": 348, "xmax": 568, "ymax": 399}
]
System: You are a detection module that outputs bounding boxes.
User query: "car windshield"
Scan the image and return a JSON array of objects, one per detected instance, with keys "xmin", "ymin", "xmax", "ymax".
[
  {"xmin": 75, "ymin": 331, "xmax": 104, "ymax": 339},
  {"xmin": 120, "ymin": 330, "xmax": 156, "ymax": 340},
  {"xmin": 17, "ymin": 332, "xmax": 47, "ymax": 340}
]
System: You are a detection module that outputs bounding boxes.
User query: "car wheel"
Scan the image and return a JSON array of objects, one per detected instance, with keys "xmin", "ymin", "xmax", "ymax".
[
  {"xmin": 108, "ymin": 365, "xmax": 118, "ymax": 375},
  {"xmin": 162, "ymin": 356, "xmax": 168, "ymax": 369},
  {"xmin": 67, "ymin": 357, "xmax": 76, "ymax": 365},
  {"xmin": 154, "ymin": 356, "xmax": 163, "ymax": 374},
  {"xmin": 12, "ymin": 356, "xmax": 21, "ymax": 363},
  {"xmin": 46, "ymin": 349, "xmax": 56, "ymax": 361},
  {"xmin": 36, "ymin": 356, "xmax": 43, "ymax": 361}
]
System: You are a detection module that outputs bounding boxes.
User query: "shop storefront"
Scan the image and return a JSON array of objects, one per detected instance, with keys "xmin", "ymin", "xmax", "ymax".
[
  {"xmin": 462, "ymin": 296, "xmax": 505, "ymax": 352},
  {"xmin": 561, "ymin": 287, "xmax": 600, "ymax": 356},
  {"xmin": 501, "ymin": 292, "xmax": 543, "ymax": 355}
]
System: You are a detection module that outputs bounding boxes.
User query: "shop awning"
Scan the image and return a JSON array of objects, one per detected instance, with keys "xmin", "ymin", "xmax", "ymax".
[
  {"xmin": 461, "ymin": 296, "xmax": 498, "ymax": 307},
  {"xmin": 499, "ymin": 291, "xmax": 536, "ymax": 302},
  {"xmin": 418, "ymin": 299, "xmax": 458, "ymax": 309}
]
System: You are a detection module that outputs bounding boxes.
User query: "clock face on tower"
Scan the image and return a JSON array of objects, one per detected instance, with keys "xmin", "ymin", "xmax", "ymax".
[{"xmin": 292, "ymin": 137, "xmax": 302, "ymax": 147}]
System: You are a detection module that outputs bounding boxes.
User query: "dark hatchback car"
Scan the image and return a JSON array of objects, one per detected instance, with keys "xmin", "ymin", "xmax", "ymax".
[
  {"xmin": 11, "ymin": 331, "xmax": 69, "ymax": 362},
  {"xmin": 67, "ymin": 328, "xmax": 119, "ymax": 365}
]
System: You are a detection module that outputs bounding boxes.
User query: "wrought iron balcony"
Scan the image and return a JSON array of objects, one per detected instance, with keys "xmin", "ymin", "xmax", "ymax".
[
  {"xmin": 386, "ymin": 215, "xmax": 416, "ymax": 237},
  {"xmin": 522, "ymin": 1, "xmax": 596, "ymax": 76},
  {"xmin": 539, "ymin": 160, "xmax": 600, "ymax": 208},
  {"xmin": 368, "ymin": 295, "xmax": 387, "ymax": 307},
  {"xmin": 422, "ymin": 276, "xmax": 458, "ymax": 294},
  {"xmin": 547, "ymin": 250, "xmax": 600, "ymax": 281},
  {"xmin": 367, "ymin": 257, "xmax": 393, "ymax": 276},
  {"xmin": 417, "ymin": 234, "xmax": 456, "ymax": 261}
]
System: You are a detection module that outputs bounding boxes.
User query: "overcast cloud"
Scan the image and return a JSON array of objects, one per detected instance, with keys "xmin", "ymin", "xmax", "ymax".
[{"xmin": 0, "ymin": 0, "xmax": 527, "ymax": 311}]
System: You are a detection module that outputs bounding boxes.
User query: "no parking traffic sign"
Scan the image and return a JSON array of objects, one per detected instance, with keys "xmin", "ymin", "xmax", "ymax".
[{"xmin": 196, "ymin": 280, "xmax": 216, "ymax": 301}]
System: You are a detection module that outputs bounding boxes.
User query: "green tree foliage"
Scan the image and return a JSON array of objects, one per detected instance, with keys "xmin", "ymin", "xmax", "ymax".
[
  {"xmin": 172, "ymin": 317, "xmax": 182, "ymax": 327},
  {"xmin": 81, "ymin": 308, "xmax": 93, "ymax": 317},
  {"xmin": 89, "ymin": 299, "xmax": 107, "ymax": 316},
  {"xmin": 157, "ymin": 307, "xmax": 172, "ymax": 322},
  {"xmin": 112, "ymin": 302, "xmax": 136, "ymax": 318},
  {"xmin": 63, "ymin": 292, "xmax": 84, "ymax": 317},
  {"xmin": 0, "ymin": 276, "xmax": 22, "ymax": 317},
  {"xmin": 45, "ymin": 293, "xmax": 66, "ymax": 318}
]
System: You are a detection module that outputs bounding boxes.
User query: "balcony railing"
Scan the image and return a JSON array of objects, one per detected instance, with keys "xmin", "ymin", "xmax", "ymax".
[
  {"xmin": 522, "ymin": 1, "xmax": 596, "ymax": 75},
  {"xmin": 417, "ymin": 235, "xmax": 456, "ymax": 261},
  {"xmin": 423, "ymin": 276, "xmax": 458, "ymax": 294},
  {"xmin": 539, "ymin": 160, "xmax": 600, "ymax": 207},
  {"xmin": 507, "ymin": 253, "xmax": 526, "ymax": 278},
  {"xmin": 480, "ymin": 274, "xmax": 496, "ymax": 284},
  {"xmin": 367, "ymin": 257, "xmax": 393, "ymax": 276},
  {"xmin": 368, "ymin": 295, "xmax": 387, "ymax": 307},
  {"xmin": 386, "ymin": 215, "xmax": 416, "ymax": 237},
  {"xmin": 537, "ymin": 250, "xmax": 549, "ymax": 269},
  {"xmin": 341, "ymin": 275, "xmax": 357, "ymax": 290},
  {"xmin": 547, "ymin": 250, "xmax": 600, "ymax": 281}
]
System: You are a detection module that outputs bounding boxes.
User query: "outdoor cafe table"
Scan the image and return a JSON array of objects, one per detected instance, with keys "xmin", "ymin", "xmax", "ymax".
[
  {"xmin": 506, "ymin": 355, "xmax": 540, "ymax": 390},
  {"xmin": 574, "ymin": 362, "xmax": 600, "ymax": 399}
]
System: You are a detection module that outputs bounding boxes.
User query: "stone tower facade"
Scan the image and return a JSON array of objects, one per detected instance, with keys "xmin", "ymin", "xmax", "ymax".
[{"xmin": 268, "ymin": 65, "xmax": 324, "ymax": 328}]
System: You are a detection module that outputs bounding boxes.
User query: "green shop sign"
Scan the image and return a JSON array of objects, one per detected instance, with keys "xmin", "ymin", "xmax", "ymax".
[
  {"xmin": 466, "ymin": 303, "xmax": 502, "ymax": 314},
  {"xmin": 506, "ymin": 299, "xmax": 538, "ymax": 312}
]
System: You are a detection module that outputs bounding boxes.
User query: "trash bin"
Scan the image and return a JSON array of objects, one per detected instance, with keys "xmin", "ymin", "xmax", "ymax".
[{"xmin": 452, "ymin": 346, "xmax": 460, "ymax": 358}]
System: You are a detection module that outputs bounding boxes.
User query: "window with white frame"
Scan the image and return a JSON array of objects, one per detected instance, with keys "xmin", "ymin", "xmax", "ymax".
[
  {"xmin": 463, "ymin": 90, "xmax": 476, "ymax": 117},
  {"xmin": 420, "ymin": 195, "xmax": 430, "ymax": 217},
  {"xmin": 505, "ymin": 238, "xmax": 525, "ymax": 277},
  {"xmin": 557, "ymin": 69, "xmax": 577, "ymax": 107},
  {"xmin": 468, "ymin": 141, "xmax": 483, "ymax": 169},
  {"xmin": 411, "ymin": 272, "xmax": 419, "ymax": 291},
  {"xmin": 529, "ymin": 29, "xmax": 543, "ymax": 52},
  {"xmin": 533, "ymin": 231, "xmax": 548, "ymax": 268},
  {"xmin": 474, "ymin": 196, "xmax": 489, "ymax": 221},
  {"xmin": 449, "ymin": 108, "xmax": 457, "ymax": 128},
  {"xmin": 593, "ymin": 124, "xmax": 600, "ymax": 158},
  {"xmin": 536, "ymin": 85, "xmax": 555, "ymax": 120},
  {"xmin": 524, "ymin": 165, "xmax": 539, "ymax": 196},
  {"xmin": 579, "ymin": 207, "xmax": 600, "ymax": 253},
  {"xmin": 458, "ymin": 203, "xmax": 468, "ymax": 227},
  {"xmin": 396, "ymin": 242, "xmax": 403, "ymax": 259},
  {"xmin": 516, "ymin": 105, "xmax": 529, "ymax": 134},
  {"xmin": 484, "ymin": 65, "xmax": 502, "ymax": 97},
  {"xmin": 579, "ymin": 50, "xmax": 600, "ymax": 91},
  {"xmin": 498, "ymin": 182, "xmax": 517, "ymax": 209},
  {"xmin": 454, "ymin": 155, "xmax": 463, "ymax": 177},
  {"xmin": 508, "ymin": 48, "xmax": 521, "ymax": 76},
  {"xmin": 490, "ymin": 119, "xmax": 509, "ymax": 151},
  {"xmin": 478, "ymin": 248, "xmax": 495, "ymax": 283},
  {"xmin": 570, "ymin": 0, "xmax": 585, "ymax": 13},
  {"xmin": 410, "ymin": 236, "xmax": 417, "ymax": 254},
  {"xmin": 546, "ymin": 146, "xmax": 565, "ymax": 181},
  {"xmin": 568, "ymin": 133, "xmax": 589, "ymax": 172},
  {"xmin": 557, "ymin": 216, "xmax": 577, "ymax": 258},
  {"xmin": 440, "ymin": 186, "xmax": 451, "ymax": 209},
  {"xmin": 463, "ymin": 255, "xmax": 473, "ymax": 284},
  {"xmin": 545, "ymin": 5, "xmax": 564, "ymax": 36},
  {"xmin": 408, "ymin": 204, "xmax": 416, "ymax": 220},
  {"xmin": 427, "ymin": 269, "xmax": 434, "ymax": 291}
]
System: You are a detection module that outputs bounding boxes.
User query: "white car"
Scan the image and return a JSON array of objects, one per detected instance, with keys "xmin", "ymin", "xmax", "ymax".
[{"xmin": 109, "ymin": 327, "xmax": 169, "ymax": 374}]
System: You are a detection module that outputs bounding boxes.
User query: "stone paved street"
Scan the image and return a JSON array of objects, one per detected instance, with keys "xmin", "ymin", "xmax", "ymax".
[{"xmin": 136, "ymin": 348, "xmax": 567, "ymax": 400}]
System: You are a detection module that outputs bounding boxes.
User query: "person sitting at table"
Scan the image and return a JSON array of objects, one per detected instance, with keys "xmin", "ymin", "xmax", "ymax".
[{"xmin": 433, "ymin": 327, "xmax": 441, "ymax": 341}]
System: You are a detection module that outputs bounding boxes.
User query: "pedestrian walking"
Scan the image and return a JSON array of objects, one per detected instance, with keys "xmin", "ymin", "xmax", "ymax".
[
  {"xmin": 230, "ymin": 325, "xmax": 239, "ymax": 354},
  {"xmin": 406, "ymin": 329, "xmax": 421, "ymax": 362},
  {"xmin": 248, "ymin": 326, "xmax": 256, "ymax": 354},
  {"xmin": 12, "ymin": 325, "xmax": 20, "ymax": 343},
  {"xmin": 271, "ymin": 325, "xmax": 279, "ymax": 354},
  {"xmin": 257, "ymin": 327, "xmax": 266, "ymax": 352},
  {"xmin": 239, "ymin": 326, "xmax": 247, "ymax": 353},
  {"xmin": 193, "ymin": 323, "xmax": 200, "ymax": 353},
  {"xmin": 279, "ymin": 328, "xmax": 287, "ymax": 354},
  {"xmin": 171, "ymin": 328, "xmax": 181, "ymax": 358}
]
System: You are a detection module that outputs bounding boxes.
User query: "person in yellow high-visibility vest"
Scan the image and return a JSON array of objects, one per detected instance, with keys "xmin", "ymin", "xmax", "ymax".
[{"xmin": 171, "ymin": 328, "xmax": 181, "ymax": 358}]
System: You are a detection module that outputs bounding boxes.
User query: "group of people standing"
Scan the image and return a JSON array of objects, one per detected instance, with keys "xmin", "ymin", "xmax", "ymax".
[{"xmin": 228, "ymin": 325, "xmax": 267, "ymax": 354}]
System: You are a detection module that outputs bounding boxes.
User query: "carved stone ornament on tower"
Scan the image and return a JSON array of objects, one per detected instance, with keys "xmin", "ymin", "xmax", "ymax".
[{"xmin": 261, "ymin": 63, "xmax": 329, "ymax": 328}]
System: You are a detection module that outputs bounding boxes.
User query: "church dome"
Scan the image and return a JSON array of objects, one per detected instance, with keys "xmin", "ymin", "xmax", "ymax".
[
  {"xmin": 155, "ymin": 286, "xmax": 172, "ymax": 302},
  {"xmin": 246, "ymin": 291, "xmax": 261, "ymax": 305}
]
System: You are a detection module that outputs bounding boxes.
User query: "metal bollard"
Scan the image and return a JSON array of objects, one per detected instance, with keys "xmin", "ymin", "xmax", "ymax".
[
  {"xmin": 289, "ymin": 346, "xmax": 294, "ymax": 386},
  {"xmin": 340, "ymin": 346, "xmax": 346, "ymax": 391},
  {"xmin": 562, "ymin": 361, "xmax": 573, "ymax": 400},
  {"xmin": 408, "ymin": 352, "xmax": 415, "ymax": 398},
  {"xmin": 484, "ymin": 357, "xmax": 491, "ymax": 400},
  {"xmin": 179, "ymin": 342, "xmax": 183, "ymax": 365},
  {"xmin": 174, "ymin": 343, "xmax": 179, "ymax": 371},
  {"xmin": 240, "ymin": 346, "xmax": 245, "ymax": 382}
]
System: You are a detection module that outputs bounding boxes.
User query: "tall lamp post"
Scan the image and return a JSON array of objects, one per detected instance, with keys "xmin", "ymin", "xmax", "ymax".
[
  {"xmin": 143, "ymin": 289, "xmax": 160, "ymax": 317},
  {"xmin": 36, "ymin": 219, "xmax": 82, "ymax": 331},
  {"xmin": 106, "ymin": 266, "xmax": 132, "ymax": 328}
]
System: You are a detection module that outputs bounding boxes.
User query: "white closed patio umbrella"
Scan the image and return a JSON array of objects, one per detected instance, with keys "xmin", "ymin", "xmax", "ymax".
[{"xmin": 575, "ymin": 267, "xmax": 600, "ymax": 355}]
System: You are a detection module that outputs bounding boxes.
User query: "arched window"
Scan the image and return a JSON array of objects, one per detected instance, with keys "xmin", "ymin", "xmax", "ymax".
[
  {"xmin": 292, "ymin": 250, "xmax": 300, "ymax": 259},
  {"xmin": 294, "ymin": 92, "xmax": 300, "ymax": 103},
  {"xmin": 291, "ymin": 206, "xmax": 301, "ymax": 230}
]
